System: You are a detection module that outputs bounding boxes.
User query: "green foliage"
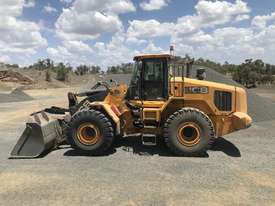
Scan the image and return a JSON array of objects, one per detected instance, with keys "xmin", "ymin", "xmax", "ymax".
[
  {"xmin": 232, "ymin": 59, "xmax": 269, "ymax": 87},
  {"xmin": 56, "ymin": 63, "xmax": 69, "ymax": 81},
  {"xmin": 30, "ymin": 58, "xmax": 54, "ymax": 70},
  {"xmin": 75, "ymin": 65, "xmax": 101, "ymax": 75},
  {"xmin": 5, "ymin": 64, "xmax": 19, "ymax": 69}
]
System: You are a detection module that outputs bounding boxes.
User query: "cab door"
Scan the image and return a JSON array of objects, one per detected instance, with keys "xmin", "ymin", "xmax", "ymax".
[{"xmin": 141, "ymin": 58, "xmax": 168, "ymax": 101}]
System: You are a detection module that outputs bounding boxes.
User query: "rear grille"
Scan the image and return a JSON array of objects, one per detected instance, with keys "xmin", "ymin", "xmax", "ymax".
[{"xmin": 214, "ymin": 91, "xmax": 232, "ymax": 111}]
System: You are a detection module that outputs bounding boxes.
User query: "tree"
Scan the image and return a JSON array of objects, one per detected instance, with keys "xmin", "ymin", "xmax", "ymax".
[
  {"xmin": 76, "ymin": 65, "xmax": 89, "ymax": 75},
  {"xmin": 56, "ymin": 63, "xmax": 69, "ymax": 81},
  {"xmin": 107, "ymin": 66, "xmax": 119, "ymax": 74},
  {"xmin": 90, "ymin": 65, "xmax": 101, "ymax": 74},
  {"xmin": 247, "ymin": 71, "xmax": 260, "ymax": 87},
  {"xmin": 30, "ymin": 58, "xmax": 54, "ymax": 71},
  {"xmin": 44, "ymin": 58, "xmax": 54, "ymax": 70}
]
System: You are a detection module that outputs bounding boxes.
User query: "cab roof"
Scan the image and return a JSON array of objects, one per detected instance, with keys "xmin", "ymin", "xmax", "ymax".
[{"xmin": 133, "ymin": 54, "xmax": 171, "ymax": 61}]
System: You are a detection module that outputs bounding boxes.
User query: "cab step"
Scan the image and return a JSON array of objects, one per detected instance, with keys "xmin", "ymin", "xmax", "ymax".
[
  {"xmin": 143, "ymin": 125, "xmax": 157, "ymax": 129},
  {"xmin": 141, "ymin": 134, "xmax": 157, "ymax": 146}
]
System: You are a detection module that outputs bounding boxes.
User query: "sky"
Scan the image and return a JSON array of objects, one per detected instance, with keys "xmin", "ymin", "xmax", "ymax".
[{"xmin": 0, "ymin": 0, "xmax": 275, "ymax": 69}]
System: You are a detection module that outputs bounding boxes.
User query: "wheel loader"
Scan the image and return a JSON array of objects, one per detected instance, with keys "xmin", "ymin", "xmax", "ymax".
[{"xmin": 10, "ymin": 54, "xmax": 252, "ymax": 158}]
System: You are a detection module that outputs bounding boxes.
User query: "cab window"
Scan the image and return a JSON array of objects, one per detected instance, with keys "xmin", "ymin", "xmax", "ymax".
[{"xmin": 142, "ymin": 59, "xmax": 166, "ymax": 100}]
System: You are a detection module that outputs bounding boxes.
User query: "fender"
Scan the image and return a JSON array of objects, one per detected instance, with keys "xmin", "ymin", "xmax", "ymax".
[{"xmin": 89, "ymin": 102, "xmax": 121, "ymax": 135}]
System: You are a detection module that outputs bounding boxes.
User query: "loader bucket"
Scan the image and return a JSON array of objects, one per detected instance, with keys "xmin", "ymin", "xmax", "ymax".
[{"xmin": 10, "ymin": 111, "xmax": 65, "ymax": 159}]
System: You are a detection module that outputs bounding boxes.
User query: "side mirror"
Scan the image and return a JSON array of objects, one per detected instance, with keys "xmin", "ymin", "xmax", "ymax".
[{"xmin": 196, "ymin": 68, "xmax": 206, "ymax": 80}]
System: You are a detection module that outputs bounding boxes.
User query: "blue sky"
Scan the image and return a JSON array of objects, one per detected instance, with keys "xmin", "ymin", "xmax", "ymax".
[{"xmin": 1, "ymin": 0, "xmax": 275, "ymax": 69}]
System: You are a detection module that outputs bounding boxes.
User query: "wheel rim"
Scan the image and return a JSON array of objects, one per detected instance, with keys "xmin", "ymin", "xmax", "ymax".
[
  {"xmin": 177, "ymin": 122, "xmax": 201, "ymax": 147},
  {"xmin": 76, "ymin": 123, "xmax": 101, "ymax": 145}
]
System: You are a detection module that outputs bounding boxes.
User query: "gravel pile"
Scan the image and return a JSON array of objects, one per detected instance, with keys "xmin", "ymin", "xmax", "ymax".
[
  {"xmin": 0, "ymin": 88, "xmax": 33, "ymax": 103},
  {"xmin": 192, "ymin": 65, "xmax": 242, "ymax": 86}
]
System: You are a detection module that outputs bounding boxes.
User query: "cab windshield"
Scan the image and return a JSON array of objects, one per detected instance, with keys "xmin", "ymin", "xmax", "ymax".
[
  {"xmin": 125, "ymin": 60, "xmax": 142, "ymax": 100},
  {"xmin": 130, "ymin": 60, "xmax": 142, "ymax": 83}
]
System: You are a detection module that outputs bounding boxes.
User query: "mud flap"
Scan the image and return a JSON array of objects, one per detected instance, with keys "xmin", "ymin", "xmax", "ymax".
[{"xmin": 10, "ymin": 111, "xmax": 65, "ymax": 159}]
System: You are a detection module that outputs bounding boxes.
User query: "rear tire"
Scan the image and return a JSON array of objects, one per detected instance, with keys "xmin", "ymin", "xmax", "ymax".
[
  {"xmin": 66, "ymin": 109, "xmax": 114, "ymax": 155},
  {"xmin": 163, "ymin": 108, "xmax": 215, "ymax": 156}
]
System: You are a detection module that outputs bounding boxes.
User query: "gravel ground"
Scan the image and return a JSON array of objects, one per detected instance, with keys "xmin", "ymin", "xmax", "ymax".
[{"xmin": 0, "ymin": 94, "xmax": 275, "ymax": 206}]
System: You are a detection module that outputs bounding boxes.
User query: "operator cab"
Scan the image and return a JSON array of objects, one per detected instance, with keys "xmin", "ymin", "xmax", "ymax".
[{"xmin": 126, "ymin": 54, "xmax": 170, "ymax": 101}]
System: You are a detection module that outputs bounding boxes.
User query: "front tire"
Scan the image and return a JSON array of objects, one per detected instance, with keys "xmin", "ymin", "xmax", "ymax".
[
  {"xmin": 163, "ymin": 108, "xmax": 215, "ymax": 156},
  {"xmin": 66, "ymin": 109, "xmax": 114, "ymax": 155}
]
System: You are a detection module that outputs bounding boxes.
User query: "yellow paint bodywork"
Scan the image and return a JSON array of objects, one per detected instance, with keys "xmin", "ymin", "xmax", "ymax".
[
  {"xmin": 88, "ymin": 77, "xmax": 252, "ymax": 137},
  {"xmin": 88, "ymin": 84, "xmax": 128, "ymax": 134}
]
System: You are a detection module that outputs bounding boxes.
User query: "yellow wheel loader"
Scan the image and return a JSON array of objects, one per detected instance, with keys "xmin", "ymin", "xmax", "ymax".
[{"xmin": 10, "ymin": 54, "xmax": 252, "ymax": 158}]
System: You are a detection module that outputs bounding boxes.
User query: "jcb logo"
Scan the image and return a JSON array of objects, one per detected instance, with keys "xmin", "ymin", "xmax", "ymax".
[{"xmin": 185, "ymin": 87, "xmax": 208, "ymax": 94}]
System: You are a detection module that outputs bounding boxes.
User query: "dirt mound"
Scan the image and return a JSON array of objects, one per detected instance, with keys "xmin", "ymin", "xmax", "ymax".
[
  {"xmin": 0, "ymin": 88, "xmax": 34, "ymax": 103},
  {"xmin": 15, "ymin": 69, "xmax": 97, "ymax": 89},
  {"xmin": 100, "ymin": 74, "xmax": 132, "ymax": 85},
  {"xmin": 192, "ymin": 65, "xmax": 241, "ymax": 86},
  {"xmin": 0, "ymin": 70, "xmax": 33, "ymax": 85},
  {"xmin": 15, "ymin": 69, "xmax": 68, "ymax": 89}
]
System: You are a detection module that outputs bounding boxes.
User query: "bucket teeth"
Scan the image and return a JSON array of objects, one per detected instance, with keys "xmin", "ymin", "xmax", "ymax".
[{"xmin": 41, "ymin": 111, "xmax": 49, "ymax": 122}]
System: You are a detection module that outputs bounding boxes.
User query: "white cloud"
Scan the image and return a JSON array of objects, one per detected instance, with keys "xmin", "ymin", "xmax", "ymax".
[
  {"xmin": 60, "ymin": 0, "xmax": 73, "ymax": 5},
  {"xmin": 50, "ymin": 0, "xmax": 275, "ymax": 66},
  {"xmin": 0, "ymin": 0, "xmax": 25, "ymax": 16},
  {"xmin": 127, "ymin": 0, "xmax": 250, "ymax": 41},
  {"xmin": 24, "ymin": 0, "xmax": 36, "ymax": 8},
  {"xmin": 0, "ymin": 55, "xmax": 11, "ymax": 63},
  {"xmin": 0, "ymin": 16, "xmax": 47, "ymax": 54},
  {"xmin": 127, "ymin": 19, "xmax": 174, "ymax": 39},
  {"xmin": 235, "ymin": 14, "xmax": 250, "ymax": 22},
  {"xmin": 43, "ymin": 4, "xmax": 58, "ymax": 13},
  {"xmin": 47, "ymin": 40, "xmax": 93, "ymax": 65},
  {"xmin": 252, "ymin": 12, "xmax": 275, "ymax": 28},
  {"xmin": 73, "ymin": 0, "xmax": 135, "ymax": 14},
  {"xmin": 126, "ymin": 37, "xmax": 147, "ymax": 45},
  {"xmin": 56, "ymin": 0, "xmax": 135, "ymax": 40},
  {"xmin": 175, "ymin": 0, "xmax": 250, "ymax": 36},
  {"xmin": 62, "ymin": 40, "xmax": 93, "ymax": 53},
  {"xmin": 94, "ymin": 32, "xmax": 139, "ymax": 68},
  {"xmin": 173, "ymin": 25, "xmax": 275, "ymax": 64},
  {"xmin": 0, "ymin": 1, "xmax": 47, "ymax": 60},
  {"xmin": 3, "ymin": 0, "xmax": 274, "ymax": 67},
  {"xmin": 56, "ymin": 9, "xmax": 123, "ymax": 40},
  {"xmin": 47, "ymin": 46, "xmax": 92, "ymax": 66},
  {"xmin": 140, "ymin": 0, "xmax": 169, "ymax": 11},
  {"xmin": 143, "ymin": 42, "xmax": 163, "ymax": 53}
]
